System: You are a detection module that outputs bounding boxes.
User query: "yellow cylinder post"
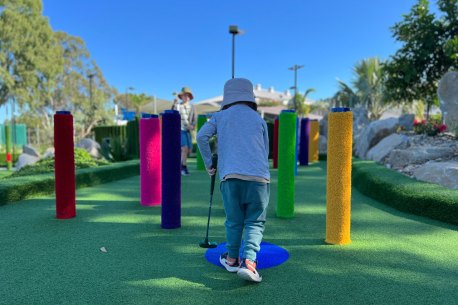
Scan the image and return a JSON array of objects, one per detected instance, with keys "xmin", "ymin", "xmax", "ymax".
[
  {"xmin": 325, "ymin": 108, "xmax": 353, "ymax": 245},
  {"xmin": 308, "ymin": 120, "xmax": 319, "ymax": 163}
]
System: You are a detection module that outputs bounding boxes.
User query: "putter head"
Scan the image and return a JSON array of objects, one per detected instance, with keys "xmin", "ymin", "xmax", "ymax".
[{"xmin": 199, "ymin": 241, "xmax": 218, "ymax": 249}]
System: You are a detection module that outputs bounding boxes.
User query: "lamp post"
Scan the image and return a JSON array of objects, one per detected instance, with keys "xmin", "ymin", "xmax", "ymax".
[
  {"xmin": 229, "ymin": 25, "xmax": 244, "ymax": 79},
  {"xmin": 288, "ymin": 64, "xmax": 304, "ymax": 110}
]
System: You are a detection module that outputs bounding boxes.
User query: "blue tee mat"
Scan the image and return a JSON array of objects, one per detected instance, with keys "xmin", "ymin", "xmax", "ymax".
[{"xmin": 205, "ymin": 241, "xmax": 289, "ymax": 269}]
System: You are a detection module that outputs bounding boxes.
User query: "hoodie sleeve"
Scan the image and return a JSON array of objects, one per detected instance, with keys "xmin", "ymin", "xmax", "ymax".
[{"xmin": 197, "ymin": 115, "xmax": 217, "ymax": 168}]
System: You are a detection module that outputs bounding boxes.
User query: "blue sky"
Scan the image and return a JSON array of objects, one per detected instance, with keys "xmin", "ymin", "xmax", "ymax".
[{"xmin": 1, "ymin": 0, "xmax": 441, "ymax": 122}]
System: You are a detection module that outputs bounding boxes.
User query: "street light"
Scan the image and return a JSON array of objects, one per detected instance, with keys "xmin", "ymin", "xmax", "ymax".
[
  {"xmin": 288, "ymin": 64, "xmax": 304, "ymax": 110},
  {"xmin": 229, "ymin": 25, "xmax": 244, "ymax": 79}
]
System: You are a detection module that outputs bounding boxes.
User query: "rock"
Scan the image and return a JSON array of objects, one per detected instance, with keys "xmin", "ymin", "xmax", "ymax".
[
  {"xmin": 387, "ymin": 145, "xmax": 455, "ymax": 169},
  {"xmin": 414, "ymin": 161, "xmax": 458, "ymax": 189},
  {"xmin": 355, "ymin": 117, "xmax": 399, "ymax": 159},
  {"xmin": 76, "ymin": 138, "xmax": 101, "ymax": 159},
  {"xmin": 399, "ymin": 114, "xmax": 415, "ymax": 131},
  {"xmin": 42, "ymin": 147, "xmax": 55, "ymax": 159},
  {"xmin": 319, "ymin": 135, "xmax": 327, "ymax": 154},
  {"xmin": 15, "ymin": 154, "xmax": 40, "ymax": 170},
  {"xmin": 22, "ymin": 145, "xmax": 40, "ymax": 158},
  {"xmin": 438, "ymin": 71, "xmax": 458, "ymax": 132},
  {"xmin": 366, "ymin": 134, "xmax": 407, "ymax": 163}
]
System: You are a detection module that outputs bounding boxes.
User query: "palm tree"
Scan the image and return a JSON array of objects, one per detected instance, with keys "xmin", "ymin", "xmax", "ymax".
[
  {"xmin": 352, "ymin": 57, "xmax": 390, "ymax": 120},
  {"xmin": 335, "ymin": 57, "xmax": 391, "ymax": 120}
]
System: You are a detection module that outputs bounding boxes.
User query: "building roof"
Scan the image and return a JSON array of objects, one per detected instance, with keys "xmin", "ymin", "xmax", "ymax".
[{"xmin": 193, "ymin": 84, "xmax": 314, "ymax": 114}]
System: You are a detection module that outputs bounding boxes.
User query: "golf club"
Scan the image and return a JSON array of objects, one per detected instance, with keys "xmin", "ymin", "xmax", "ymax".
[{"xmin": 199, "ymin": 153, "xmax": 218, "ymax": 248}]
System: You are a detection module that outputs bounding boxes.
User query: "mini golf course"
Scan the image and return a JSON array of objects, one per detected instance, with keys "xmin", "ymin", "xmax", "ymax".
[{"xmin": 0, "ymin": 160, "xmax": 457, "ymax": 305}]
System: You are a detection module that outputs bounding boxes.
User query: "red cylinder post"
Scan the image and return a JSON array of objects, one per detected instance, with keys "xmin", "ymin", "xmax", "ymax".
[
  {"xmin": 54, "ymin": 111, "xmax": 76, "ymax": 219},
  {"xmin": 273, "ymin": 117, "xmax": 279, "ymax": 169}
]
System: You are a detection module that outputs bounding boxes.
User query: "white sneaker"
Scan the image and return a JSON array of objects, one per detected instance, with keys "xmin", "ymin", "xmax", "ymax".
[
  {"xmin": 237, "ymin": 259, "xmax": 262, "ymax": 282},
  {"xmin": 219, "ymin": 252, "xmax": 240, "ymax": 272}
]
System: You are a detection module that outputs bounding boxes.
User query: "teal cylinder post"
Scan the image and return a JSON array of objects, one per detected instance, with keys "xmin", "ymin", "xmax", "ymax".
[{"xmin": 277, "ymin": 110, "xmax": 297, "ymax": 218}]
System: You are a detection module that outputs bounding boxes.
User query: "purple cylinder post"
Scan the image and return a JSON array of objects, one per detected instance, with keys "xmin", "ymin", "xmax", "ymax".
[
  {"xmin": 299, "ymin": 118, "xmax": 310, "ymax": 166},
  {"xmin": 161, "ymin": 110, "xmax": 181, "ymax": 229}
]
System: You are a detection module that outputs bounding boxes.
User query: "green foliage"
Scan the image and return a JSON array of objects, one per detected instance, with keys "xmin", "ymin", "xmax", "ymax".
[
  {"xmin": 384, "ymin": 0, "xmax": 458, "ymax": 111},
  {"xmin": 352, "ymin": 159, "xmax": 458, "ymax": 225},
  {"xmin": 3, "ymin": 3, "xmax": 116, "ymax": 147},
  {"xmin": 335, "ymin": 58, "xmax": 390, "ymax": 120},
  {"xmin": 287, "ymin": 88, "xmax": 316, "ymax": 117},
  {"xmin": 10, "ymin": 148, "xmax": 109, "ymax": 178},
  {"xmin": 0, "ymin": 160, "xmax": 139, "ymax": 205},
  {"xmin": 0, "ymin": 0, "xmax": 63, "ymax": 107},
  {"xmin": 126, "ymin": 118, "xmax": 140, "ymax": 158}
]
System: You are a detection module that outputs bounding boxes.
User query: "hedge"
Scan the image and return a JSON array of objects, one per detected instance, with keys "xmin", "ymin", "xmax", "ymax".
[
  {"xmin": 0, "ymin": 160, "xmax": 139, "ymax": 206},
  {"xmin": 352, "ymin": 159, "xmax": 458, "ymax": 225}
]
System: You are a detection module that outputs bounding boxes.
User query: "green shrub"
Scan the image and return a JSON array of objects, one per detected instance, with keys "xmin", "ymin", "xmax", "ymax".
[
  {"xmin": 352, "ymin": 159, "xmax": 458, "ymax": 225},
  {"xmin": 0, "ymin": 160, "xmax": 139, "ymax": 205},
  {"xmin": 10, "ymin": 148, "xmax": 109, "ymax": 178}
]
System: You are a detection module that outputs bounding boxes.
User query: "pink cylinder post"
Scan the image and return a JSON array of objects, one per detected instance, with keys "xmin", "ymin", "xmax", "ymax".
[{"xmin": 140, "ymin": 114, "xmax": 161, "ymax": 206}]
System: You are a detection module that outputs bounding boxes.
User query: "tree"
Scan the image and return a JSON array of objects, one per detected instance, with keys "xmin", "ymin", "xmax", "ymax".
[
  {"xmin": 130, "ymin": 93, "xmax": 153, "ymax": 115},
  {"xmin": 17, "ymin": 31, "xmax": 115, "ymax": 143},
  {"xmin": 335, "ymin": 58, "xmax": 391, "ymax": 120},
  {"xmin": 384, "ymin": 0, "xmax": 458, "ymax": 117},
  {"xmin": 0, "ymin": 0, "xmax": 63, "ymax": 107}
]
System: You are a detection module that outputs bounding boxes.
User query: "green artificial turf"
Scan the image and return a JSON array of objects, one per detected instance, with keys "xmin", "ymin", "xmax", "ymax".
[{"xmin": 0, "ymin": 161, "xmax": 457, "ymax": 305}]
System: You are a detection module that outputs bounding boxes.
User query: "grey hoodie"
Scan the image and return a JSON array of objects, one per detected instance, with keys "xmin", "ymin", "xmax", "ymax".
[{"xmin": 197, "ymin": 104, "xmax": 270, "ymax": 182}]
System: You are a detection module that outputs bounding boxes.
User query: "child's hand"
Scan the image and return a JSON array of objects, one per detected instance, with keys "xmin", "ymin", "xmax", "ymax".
[{"xmin": 207, "ymin": 167, "xmax": 216, "ymax": 176}]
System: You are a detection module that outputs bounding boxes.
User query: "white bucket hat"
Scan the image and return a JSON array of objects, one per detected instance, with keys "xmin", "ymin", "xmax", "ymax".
[{"xmin": 221, "ymin": 78, "xmax": 256, "ymax": 108}]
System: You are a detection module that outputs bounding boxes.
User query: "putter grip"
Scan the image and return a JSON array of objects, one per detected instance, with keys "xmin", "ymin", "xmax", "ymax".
[{"xmin": 210, "ymin": 154, "xmax": 218, "ymax": 195}]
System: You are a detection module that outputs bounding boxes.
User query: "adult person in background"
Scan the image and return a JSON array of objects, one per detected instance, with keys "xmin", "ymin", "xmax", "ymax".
[{"xmin": 172, "ymin": 87, "xmax": 197, "ymax": 176}]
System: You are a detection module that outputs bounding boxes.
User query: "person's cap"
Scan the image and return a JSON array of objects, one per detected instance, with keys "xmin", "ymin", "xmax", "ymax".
[
  {"xmin": 178, "ymin": 87, "xmax": 194, "ymax": 100},
  {"xmin": 221, "ymin": 78, "xmax": 256, "ymax": 108}
]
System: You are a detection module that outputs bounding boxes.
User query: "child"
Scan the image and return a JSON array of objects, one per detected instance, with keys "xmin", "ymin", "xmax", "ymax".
[{"xmin": 197, "ymin": 78, "xmax": 270, "ymax": 283}]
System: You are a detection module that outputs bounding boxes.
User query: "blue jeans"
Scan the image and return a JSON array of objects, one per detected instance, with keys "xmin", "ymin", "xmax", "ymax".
[
  {"xmin": 220, "ymin": 179, "xmax": 270, "ymax": 261},
  {"xmin": 180, "ymin": 130, "xmax": 192, "ymax": 149}
]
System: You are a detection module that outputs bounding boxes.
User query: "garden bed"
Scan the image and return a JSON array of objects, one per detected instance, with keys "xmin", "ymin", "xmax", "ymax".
[
  {"xmin": 352, "ymin": 158, "xmax": 458, "ymax": 225},
  {"xmin": 0, "ymin": 160, "xmax": 139, "ymax": 206}
]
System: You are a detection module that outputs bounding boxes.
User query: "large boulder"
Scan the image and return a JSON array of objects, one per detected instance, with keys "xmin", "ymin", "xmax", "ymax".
[
  {"xmin": 15, "ymin": 154, "xmax": 40, "ymax": 170},
  {"xmin": 414, "ymin": 161, "xmax": 458, "ymax": 189},
  {"xmin": 42, "ymin": 147, "xmax": 55, "ymax": 159},
  {"xmin": 76, "ymin": 138, "xmax": 101, "ymax": 159},
  {"xmin": 22, "ymin": 145, "xmax": 40, "ymax": 158},
  {"xmin": 398, "ymin": 114, "xmax": 415, "ymax": 131},
  {"xmin": 355, "ymin": 117, "xmax": 399, "ymax": 159},
  {"xmin": 387, "ymin": 145, "xmax": 455, "ymax": 169},
  {"xmin": 438, "ymin": 71, "xmax": 458, "ymax": 132},
  {"xmin": 366, "ymin": 134, "xmax": 408, "ymax": 163}
]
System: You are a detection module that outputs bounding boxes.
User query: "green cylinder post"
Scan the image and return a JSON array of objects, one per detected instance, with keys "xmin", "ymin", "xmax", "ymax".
[
  {"xmin": 277, "ymin": 110, "xmax": 297, "ymax": 218},
  {"xmin": 5, "ymin": 125, "xmax": 12, "ymax": 170},
  {"xmin": 196, "ymin": 114, "xmax": 207, "ymax": 170}
]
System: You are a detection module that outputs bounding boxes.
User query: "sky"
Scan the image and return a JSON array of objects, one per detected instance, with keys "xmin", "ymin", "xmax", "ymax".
[{"xmin": 1, "ymin": 0, "xmax": 442, "ymax": 122}]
